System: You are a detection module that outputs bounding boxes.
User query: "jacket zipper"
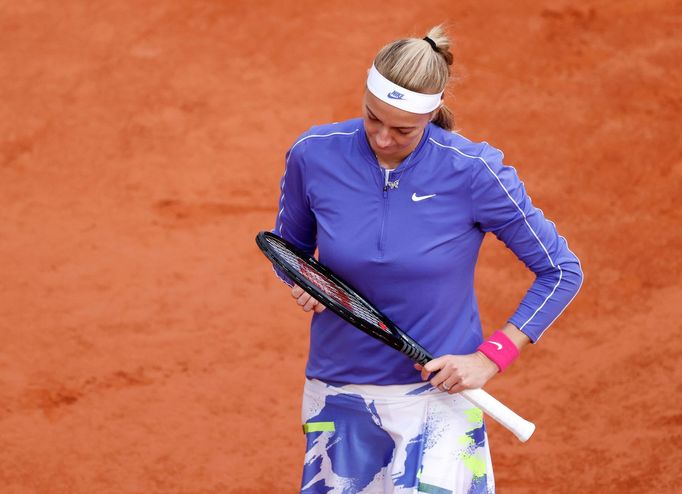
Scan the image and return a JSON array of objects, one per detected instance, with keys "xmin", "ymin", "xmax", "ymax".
[
  {"xmin": 378, "ymin": 168, "xmax": 391, "ymax": 257},
  {"xmin": 373, "ymin": 146, "xmax": 414, "ymax": 258}
]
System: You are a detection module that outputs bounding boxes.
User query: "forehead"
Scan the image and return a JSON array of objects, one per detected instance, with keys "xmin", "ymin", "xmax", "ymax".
[{"xmin": 363, "ymin": 90, "xmax": 428, "ymax": 127}]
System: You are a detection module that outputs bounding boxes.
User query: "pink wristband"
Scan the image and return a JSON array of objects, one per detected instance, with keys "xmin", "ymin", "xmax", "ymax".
[{"xmin": 477, "ymin": 330, "xmax": 520, "ymax": 372}]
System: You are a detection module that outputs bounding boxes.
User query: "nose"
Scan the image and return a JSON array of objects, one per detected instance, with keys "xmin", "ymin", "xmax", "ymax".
[{"xmin": 375, "ymin": 127, "xmax": 392, "ymax": 148}]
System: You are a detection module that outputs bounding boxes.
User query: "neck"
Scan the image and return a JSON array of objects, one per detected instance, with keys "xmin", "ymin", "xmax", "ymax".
[{"xmin": 378, "ymin": 158, "xmax": 400, "ymax": 170}]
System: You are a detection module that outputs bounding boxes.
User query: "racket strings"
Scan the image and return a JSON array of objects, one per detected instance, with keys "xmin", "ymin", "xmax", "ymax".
[{"xmin": 267, "ymin": 238, "xmax": 386, "ymax": 330}]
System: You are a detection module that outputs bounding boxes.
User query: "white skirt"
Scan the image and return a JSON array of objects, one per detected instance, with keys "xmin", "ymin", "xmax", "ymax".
[{"xmin": 300, "ymin": 378, "xmax": 495, "ymax": 494}]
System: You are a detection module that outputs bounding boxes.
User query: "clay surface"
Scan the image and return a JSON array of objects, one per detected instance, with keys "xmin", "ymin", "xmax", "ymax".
[{"xmin": 1, "ymin": 1, "xmax": 680, "ymax": 492}]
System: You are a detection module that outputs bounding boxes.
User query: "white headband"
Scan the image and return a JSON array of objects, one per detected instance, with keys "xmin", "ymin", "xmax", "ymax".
[{"xmin": 366, "ymin": 64, "xmax": 443, "ymax": 114}]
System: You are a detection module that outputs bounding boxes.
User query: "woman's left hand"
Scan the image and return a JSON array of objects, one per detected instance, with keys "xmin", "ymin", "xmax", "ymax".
[{"xmin": 414, "ymin": 352, "xmax": 499, "ymax": 394}]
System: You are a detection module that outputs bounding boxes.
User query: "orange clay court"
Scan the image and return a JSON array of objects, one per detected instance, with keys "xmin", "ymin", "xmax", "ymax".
[{"xmin": 0, "ymin": 1, "xmax": 680, "ymax": 492}]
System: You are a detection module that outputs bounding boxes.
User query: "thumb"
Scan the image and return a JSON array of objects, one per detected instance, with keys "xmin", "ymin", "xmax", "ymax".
[{"xmin": 423, "ymin": 357, "xmax": 444, "ymax": 373}]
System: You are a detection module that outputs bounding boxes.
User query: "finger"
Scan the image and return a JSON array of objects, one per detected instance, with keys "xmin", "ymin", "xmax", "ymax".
[
  {"xmin": 421, "ymin": 362, "xmax": 438, "ymax": 381},
  {"xmin": 296, "ymin": 293, "xmax": 311, "ymax": 306},
  {"xmin": 447, "ymin": 380, "xmax": 466, "ymax": 394},
  {"xmin": 313, "ymin": 302, "xmax": 326, "ymax": 313},
  {"xmin": 423, "ymin": 357, "xmax": 444, "ymax": 374},
  {"xmin": 430, "ymin": 372, "xmax": 449, "ymax": 389},
  {"xmin": 432, "ymin": 367, "xmax": 463, "ymax": 389},
  {"xmin": 414, "ymin": 363, "xmax": 428, "ymax": 380},
  {"xmin": 439, "ymin": 377, "xmax": 460, "ymax": 394},
  {"xmin": 291, "ymin": 285, "xmax": 304, "ymax": 298},
  {"xmin": 302, "ymin": 296, "xmax": 318, "ymax": 312}
]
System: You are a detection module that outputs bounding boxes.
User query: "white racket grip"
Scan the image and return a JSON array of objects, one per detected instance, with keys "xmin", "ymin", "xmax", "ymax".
[{"xmin": 461, "ymin": 388, "xmax": 536, "ymax": 442}]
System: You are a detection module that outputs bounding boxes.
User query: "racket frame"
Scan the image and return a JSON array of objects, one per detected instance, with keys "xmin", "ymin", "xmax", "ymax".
[{"xmin": 256, "ymin": 231, "xmax": 432, "ymax": 364}]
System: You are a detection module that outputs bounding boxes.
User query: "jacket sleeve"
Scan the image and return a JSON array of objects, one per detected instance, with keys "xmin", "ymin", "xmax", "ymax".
[
  {"xmin": 471, "ymin": 143, "xmax": 584, "ymax": 342},
  {"xmin": 271, "ymin": 135, "xmax": 317, "ymax": 286}
]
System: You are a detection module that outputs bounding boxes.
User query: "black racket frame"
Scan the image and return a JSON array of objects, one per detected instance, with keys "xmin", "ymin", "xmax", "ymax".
[{"xmin": 256, "ymin": 231, "xmax": 434, "ymax": 365}]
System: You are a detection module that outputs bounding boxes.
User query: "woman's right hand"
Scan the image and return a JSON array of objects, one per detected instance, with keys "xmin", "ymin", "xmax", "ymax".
[{"xmin": 291, "ymin": 284, "xmax": 326, "ymax": 313}]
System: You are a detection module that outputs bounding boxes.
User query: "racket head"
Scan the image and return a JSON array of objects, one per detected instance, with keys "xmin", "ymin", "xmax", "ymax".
[{"xmin": 256, "ymin": 231, "xmax": 433, "ymax": 364}]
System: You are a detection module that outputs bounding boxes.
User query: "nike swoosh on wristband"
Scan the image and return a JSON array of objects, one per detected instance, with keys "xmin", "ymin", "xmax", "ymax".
[
  {"xmin": 490, "ymin": 341, "xmax": 503, "ymax": 350},
  {"xmin": 411, "ymin": 193, "xmax": 437, "ymax": 202}
]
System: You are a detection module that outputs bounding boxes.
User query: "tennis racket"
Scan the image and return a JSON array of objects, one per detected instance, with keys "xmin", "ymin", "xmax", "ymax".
[{"xmin": 256, "ymin": 230, "xmax": 536, "ymax": 442}]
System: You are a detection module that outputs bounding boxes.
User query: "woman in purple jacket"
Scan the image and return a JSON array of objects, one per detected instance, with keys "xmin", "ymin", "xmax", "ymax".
[{"xmin": 274, "ymin": 24, "xmax": 583, "ymax": 494}]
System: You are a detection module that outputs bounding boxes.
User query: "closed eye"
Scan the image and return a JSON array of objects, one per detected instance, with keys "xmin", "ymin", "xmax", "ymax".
[{"xmin": 366, "ymin": 107, "xmax": 415, "ymax": 134}]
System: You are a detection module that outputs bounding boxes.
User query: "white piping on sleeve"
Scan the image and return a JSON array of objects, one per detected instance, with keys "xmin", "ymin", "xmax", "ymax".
[
  {"xmin": 428, "ymin": 137, "xmax": 583, "ymax": 340},
  {"xmin": 529, "ymin": 238, "xmax": 584, "ymax": 341},
  {"xmin": 276, "ymin": 129, "xmax": 359, "ymax": 238}
]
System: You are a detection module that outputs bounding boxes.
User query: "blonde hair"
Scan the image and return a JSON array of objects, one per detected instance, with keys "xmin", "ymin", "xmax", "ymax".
[{"xmin": 373, "ymin": 25, "xmax": 455, "ymax": 130}]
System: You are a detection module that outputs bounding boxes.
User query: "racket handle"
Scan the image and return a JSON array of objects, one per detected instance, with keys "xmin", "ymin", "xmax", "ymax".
[{"xmin": 460, "ymin": 388, "xmax": 536, "ymax": 442}]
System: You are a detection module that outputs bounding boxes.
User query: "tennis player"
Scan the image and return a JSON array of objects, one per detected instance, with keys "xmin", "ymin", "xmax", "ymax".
[{"xmin": 272, "ymin": 25, "xmax": 583, "ymax": 494}]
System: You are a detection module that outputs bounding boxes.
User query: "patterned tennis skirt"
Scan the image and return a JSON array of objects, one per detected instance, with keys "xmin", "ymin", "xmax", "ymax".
[{"xmin": 300, "ymin": 378, "xmax": 495, "ymax": 494}]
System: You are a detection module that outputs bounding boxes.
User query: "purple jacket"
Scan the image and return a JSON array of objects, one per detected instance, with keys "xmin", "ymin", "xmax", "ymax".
[{"xmin": 274, "ymin": 118, "xmax": 583, "ymax": 385}]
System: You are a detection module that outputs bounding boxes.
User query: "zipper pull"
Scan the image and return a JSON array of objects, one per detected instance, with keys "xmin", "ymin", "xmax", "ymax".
[{"xmin": 383, "ymin": 168, "xmax": 389, "ymax": 192}]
